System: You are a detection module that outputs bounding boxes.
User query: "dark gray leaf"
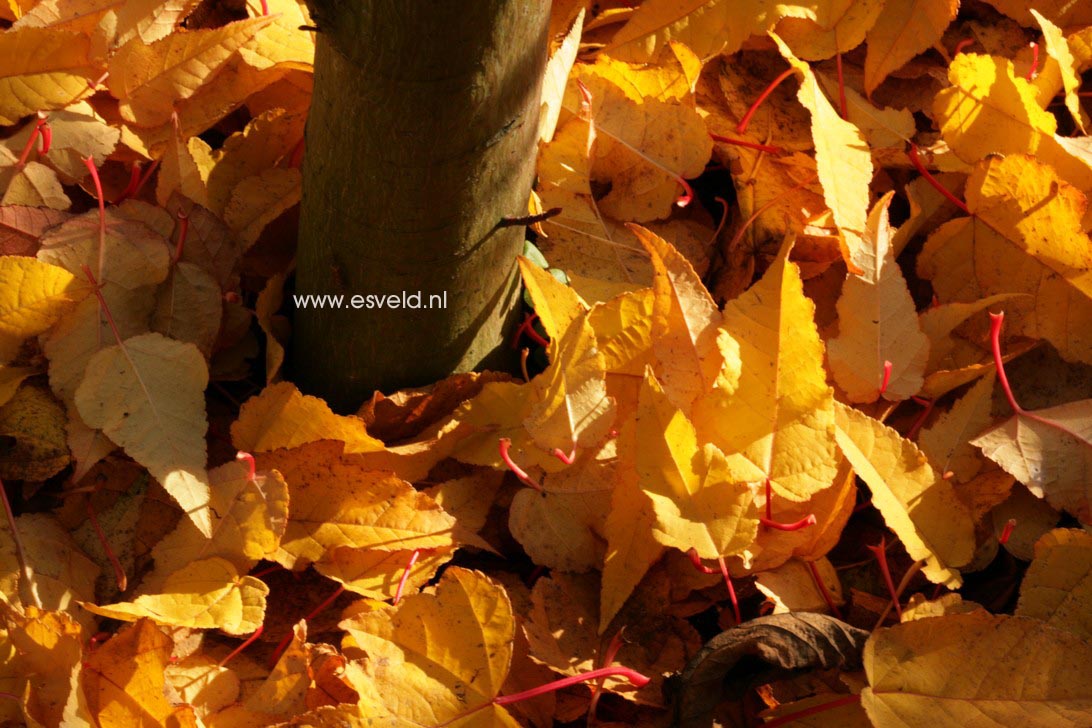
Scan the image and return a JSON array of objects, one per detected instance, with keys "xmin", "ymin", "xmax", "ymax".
[{"xmin": 667, "ymin": 612, "xmax": 869, "ymax": 728}]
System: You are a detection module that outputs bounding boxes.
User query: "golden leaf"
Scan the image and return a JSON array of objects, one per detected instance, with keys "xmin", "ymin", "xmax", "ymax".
[
  {"xmin": 637, "ymin": 369, "xmax": 760, "ymax": 559},
  {"xmin": 83, "ymin": 619, "xmax": 174, "ymax": 727},
  {"xmin": 340, "ymin": 567, "xmax": 520, "ymax": 727},
  {"xmin": 0, "ymin": 28, "xmax": 97, "ymax": 124},
  {"xmin": 772, "ymin": 34, "xmax": 873, "ymax": 274},
  {"xmin": 74, "ymin": 333, "xmax": 212, "ymax": 536},
  {"xmin": 827, "ymin": 193, "xmax": 930, "ymax": 403},
  {"xmin": 933, "ymin": 53, "xmax": 1092, "ymax": 191},
  {"xmin": 864, "ymin": 0, "xmax": 958, "ymax": 96},
  {"xmin": 83, "ymin": 556, "xmax": 267, "ymax": 634},
  {"xmin": 1016, "ymin": 529, "xmax": 1092, "ymax": 639},
  {"xmin": 863, "ymin": 612, "xmax": 1092, "ymax": 726},
  {"xmin": 0, "ymin": 256, "xmax": 87, "ymax": 362},
  {"xmin": 256, "ymin": 440, "xmax": 456, "ymax": 568},
  {"xmin": 108, "ymin": 16, "xmax": 276, "ymax": 127},
  {"xmin": 917, "ymin": 155, "xmax": 1092, "ymax": 364},
  {"xmin": 834, "ymin": 401, "xmax": 975, "ymax": 586},
  {"xmin": 692, "ymin": 240, "xmax": 839, "ymax": 503}
]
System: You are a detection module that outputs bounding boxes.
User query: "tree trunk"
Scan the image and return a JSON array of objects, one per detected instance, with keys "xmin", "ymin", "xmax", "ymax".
[{"xmin": 293, "ymin": 0, "xmax": 549, "ymax": 412}]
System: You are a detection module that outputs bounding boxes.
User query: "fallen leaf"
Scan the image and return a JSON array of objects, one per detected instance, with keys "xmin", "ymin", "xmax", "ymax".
[
  {"xmin": 670, "ymin": 612, "xmax": 868, "ymax": 728},
  {"xmin": 255, "ymin": 440, "xmax": 456, "ymax": 568},
  {"xmin": 108, "ymin": 16, "xmax": 276, "ymax": 127},
  {"xmin": 772, "ymin": 33, "xmax": 873, "ymax": 274},
  {"xmin": 834, "ymin": 401, "xmax": 975, "ymax": 586},
  {"xmin": 864, "ymin": 0, "xmax": 958, "ymax": 96},
  {"xmin": 74, "ymin": 332, "xmax": 212, "ymax": 536},
  {"xmin": 0, "ymin": 28, "xmax": 98, "ymax": 124},
  {"xmin": 692, "ymin": 239, "xmax": 840, "ymax": 503},
  {"xmin": 83, "ymin": 556, "xmax": 267, "ymax": 634},
  {"xmin": 862, "ymin": 612, "xmax": 1092, "ymax": 726},
  {"xmin": 637, "ymin": 369, "xmax": 760, "ymax": 560},
  {"xmin": 0, "ymin": 255, "xmax": 87, "ymax": 361},
  {"xmin": 933, "ymin": 53, "xmax": 1092, "ymax": 191},
  {"xmin": 340, "ymin": 567, "xmax": 521, "ymax": 727},
  {"xmin": 83, "ymin": 619, "xmax": 174, "ymax": 726},
  {"xmin": 972, "ymin": 396, "xmax": 1092, "ymax": 523},
  {"xmin": 919, "ymin": 154, "xmax": 1092, "ymax": 364},
  {"xmin": 149, "ymin": 459, "xmax": 288, "ymax": 580},
  {"xmin": 1016, "ymin": 528, "xmax": 1092, "ymax": 639},
  {"xmin": 827, "ymin": 193, "xmax": 930, "ymax": 403}
]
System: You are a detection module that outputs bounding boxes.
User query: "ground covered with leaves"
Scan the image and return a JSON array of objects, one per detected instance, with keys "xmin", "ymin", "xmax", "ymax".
[{"xmin": 1, "ymin": 0, "xmax": 1092, "ymax": 726}]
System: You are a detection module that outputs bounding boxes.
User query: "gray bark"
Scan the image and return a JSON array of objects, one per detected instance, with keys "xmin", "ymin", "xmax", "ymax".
[{"xmin": 294, "ymin": 0, "xmax": 549, "ymax": 411}]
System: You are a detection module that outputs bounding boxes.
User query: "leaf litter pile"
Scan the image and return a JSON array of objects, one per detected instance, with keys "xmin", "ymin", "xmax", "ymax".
[{"xmin": 1, "ymin": 0, "xmax": 1092, "ymax": 726}]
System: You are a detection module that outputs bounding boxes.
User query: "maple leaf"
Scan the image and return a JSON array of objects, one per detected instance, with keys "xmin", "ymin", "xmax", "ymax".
[
  {"xmin": 834, "ymin": 401, "xmax": 975, "ymax": 587},
  {"xmin": 692, "ymin": 238, "xmax": 840, "ymax": 504},
  {"xmin": 637, "ymin": 368, "xmax": 760, "ymax": 560},
  {"xmin": 863, "ymin": 612, "xmax": 1092, "ymax": 725},
  {"xmin": 340, "ymin": 567, "xmax": 522, "ymax": 727},
  {"xmin": 827, "ymin": 193, "xmax": 930, "ymax": 403},
  {"xmin": 918, "ymin": 154, "xmax": 1092, "ymax": 364}
]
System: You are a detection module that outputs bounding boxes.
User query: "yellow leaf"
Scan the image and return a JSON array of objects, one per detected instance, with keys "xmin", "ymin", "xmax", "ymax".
[
  {"xmin": 980, "ymin": 0, "xmax": 1092, "ymax": 27},
  {"xmin": 604, "ymin": 0, "xmax": 771, "ymax": 62},
  {"xmin": 206, "ymin": 109, "xmax": 305, "ymax": 216},
  {"xmin": 74, "ymin": 332, "xmax": 212, "ymax": 537},
  {"xmin": 539, "ymin": 7, "xmax": 583, "ymax": 142},
  {"xmin": 933, "ymin": 53, "xmax": 1092, "ymax": 192},
  {"xmin": 152, "ymin": 261, "xmax": 222, "ymax": 357},
  {"xmin": 83, "ymin": 619, "xmax": 174, "ymax": 727},
  {"xmin": 579, "ymin": 42, "xmax": 702, "ymax": 103},
  {"xmin": 0, "ymin": 28, "xmax": 97, "ymax": 125},
  {"xmin": 1016, "ymin": 529, "xmax": 1092, "ymax": 639},
  {"xmin": 223, "ymin": 167, "xmax": 301, "ymax": 248},
  {"xmin": 634, "ymin": 224, "xmax": 730, "ymax": 411},
  {"xmin": 82, "ymin": 556, "xmax": 267, "ymax": 634},
  {"xmin": 510, "ymin": 486, "xmax": 609, "ymax": 572},
  {"xmin": 863, "ymin": 612, "xmax": 1092, "ymax": 726},
  {"xmin": 864, "ymin": 0, "xmax": 958, "ymax": 96},
  {"xmin": 316, "ymin": 546, "xmax": 453, "ymax": 600},
  {"xmin": 827, "ymin": 193, "xmax": 930, "ymax": 403},
  {"xmin": 587, "ymin": 286, "xmax": 654, "ymax": 377},
  {"xmin": 973, "ymin": 397, "xmax": 1092, "ymax": 524},
  {"xmin": 113, "ymin": 0, "xmax": 202, "ymax": 45},
  {"xmin": 256, "ymin": 440, "xmax": 457, "ymax": 568},
  {"xmin": 563, "ymin": 70, "xmax": 711, "ymax": 222},
  {"xmin": 340, "ymin": 567, "xmax": 520, "ymax": 727},
  {"xmin": 0, "ymin": 256, "xmax": 87, "ymax": 361},
  {"xmin": 518, "ymin": 257, "xmax": 586, "ymax": 342},
  {"xmin": 692, "ymin": 240, "xmax": 839, "ymax": 503},
  {"xmin": 0, "ymin": 151, "xmax": 70, "ymax": 209},
  {"xmin": 156, "ymin": 125, "xmax": 213, "ymax": 208},
  {"xmin": 231, "ymin": 381, "xmax": 385, "ymax": 454},
  {"xmin": 917, "ymin": 155, "xmax": 1092, "ymax": 363},
  {"xmin": 774, "ymin": 0, "xmax": 885, "ymax": 61},
  {"xmin": 1032, "ymin": 10, "xmax": 1087, "ymax": 134},
  {"xmin": 0, "ymin": 512, "xmax": 98, "ymax": 617},
  {"xmin": 918, "ymin": 372, "xmax": 997, "ymax": 485},
  {"xmin": 771, "ymin": 34, "xmax": 873, "ymax": 273},
  {"xmin": 637, "ymin": 370, "xmax": 760, "ymax": 559},
  {"xmin": 149, "ymin": 459, "xmax": 289, "ymax": 580},
  {"xmin": 834, "ymin": 401, "xmax": 975, "ymax": 586},
  {"xmin": 755, "ymin": 557, "xmax": 844, "ymax": 614},
  {"xmin": 239, "ymin": 0, "xmax": 314, "ymax": 69},
  {"xmin": 108, "ymin": 16, "xmax": 275, "ymax": 127},
  {"xmin": 524, "ymin": 311, "xmax": 615, "ymax": 453},
  {"xmin": 600, "ymin": 415, "xmax": 663, "ymax": 632},
  {"xmin": 0, "ymin": 603, "xmax": 89, "ymax": 727},
  {"xmin": 0, "ymin": 383, "xmax": 69, "ymax": 481}
]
